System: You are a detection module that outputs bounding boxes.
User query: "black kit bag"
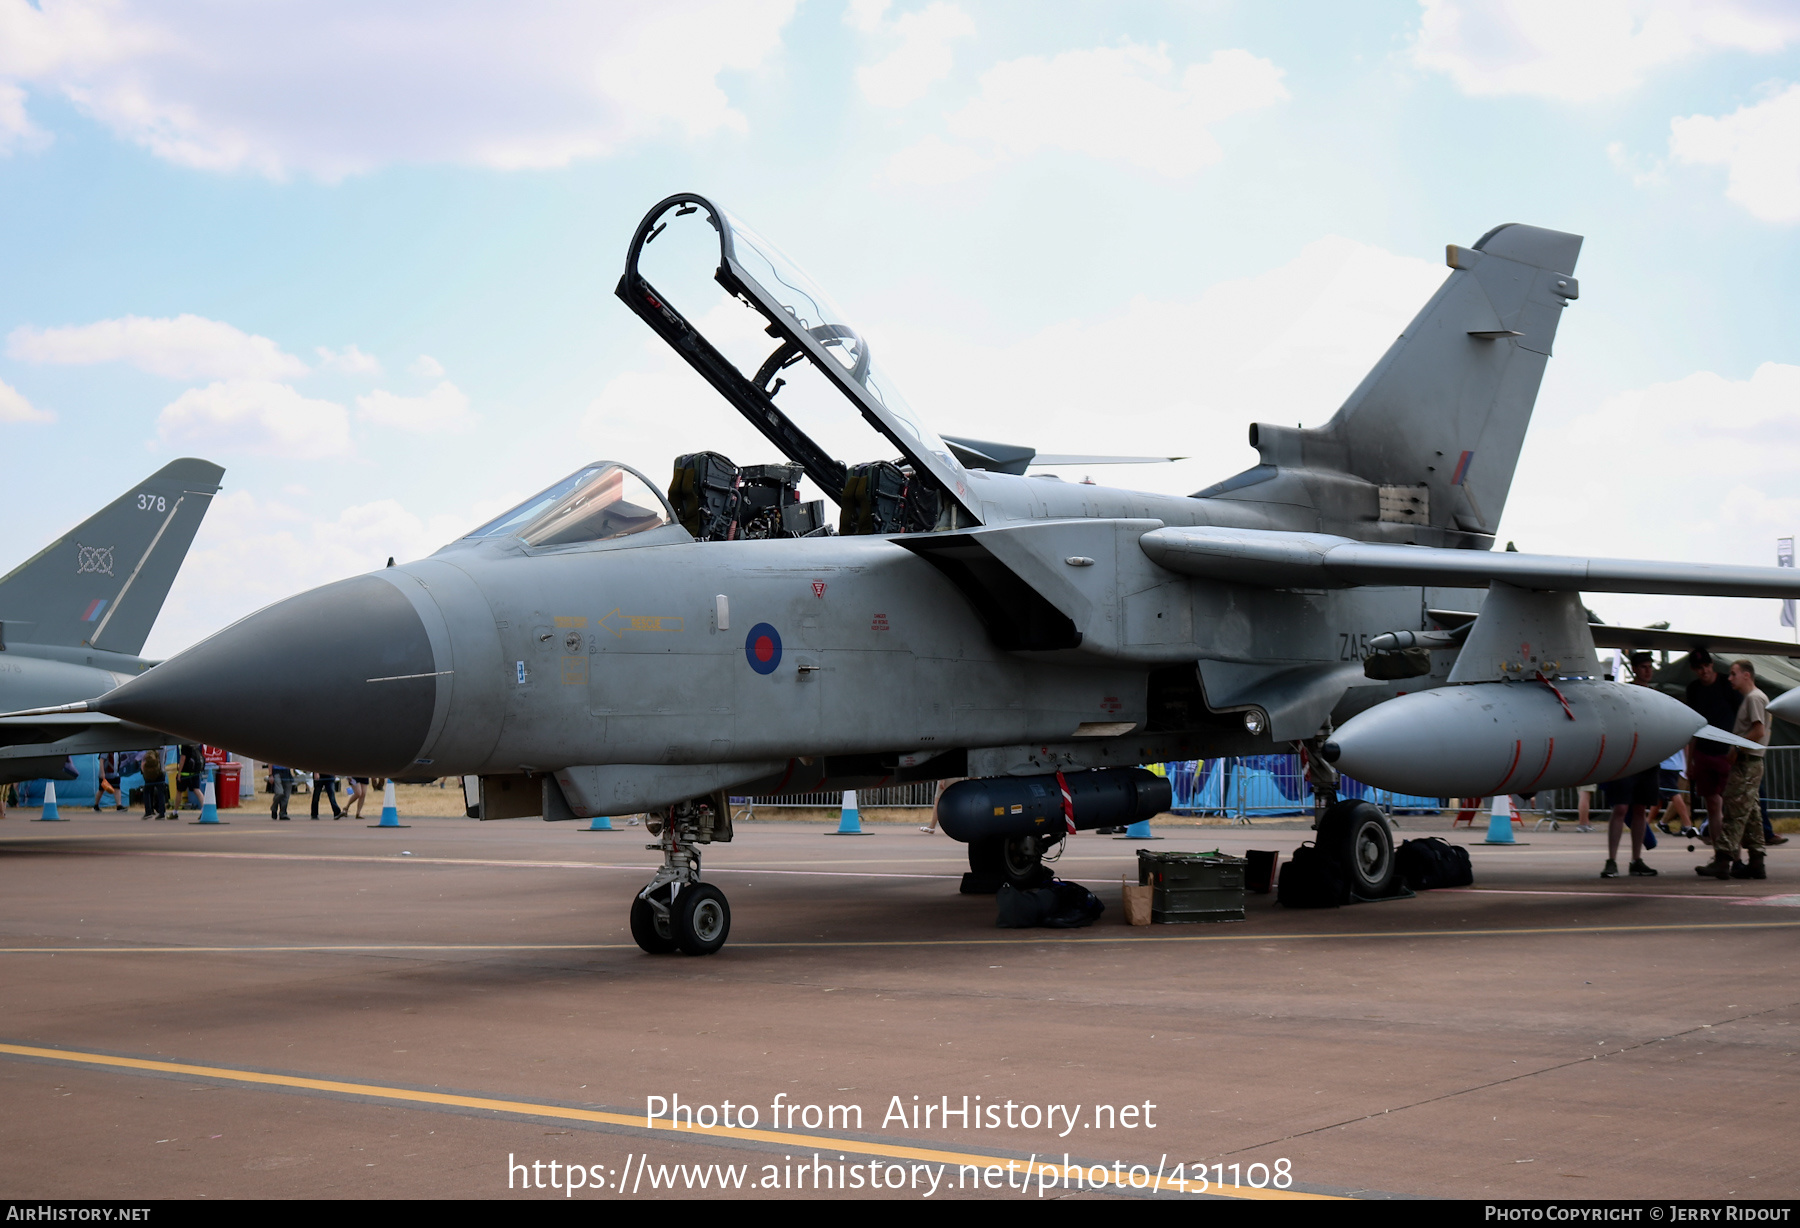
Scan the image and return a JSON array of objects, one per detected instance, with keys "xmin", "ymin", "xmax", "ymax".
[
  {"xmin": 1395, "ymin": 837, "xmax": 1474, "ymax": 891},
  {"xmin": 995, "ymin": 879, "xmax": 1104, "ymax": 929},
  {"xmin": 1043, "ymin": 879, "xmax": 1104, "ymax": 928},
  {"xmin": 1276, "ymin": 841, "xmax": 1350, "ymax": 908},
  {"xmin": 995, "ymin": 882, "xmax": 1049, "ymax": 928}
]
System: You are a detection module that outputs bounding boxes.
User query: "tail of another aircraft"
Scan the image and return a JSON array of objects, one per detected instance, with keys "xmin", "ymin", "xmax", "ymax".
[
  {"xmin": 1233, "ymin": 223, "xmax": 1582, "ymax": 547},
  {"xmin": 0, "ymin": 458, "xmax": 224, "ymax": 656}
]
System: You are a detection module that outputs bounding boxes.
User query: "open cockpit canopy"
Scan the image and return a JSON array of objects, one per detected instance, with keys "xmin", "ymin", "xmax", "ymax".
[
  {"xmin": 616, "ymin": 192, "xmax": 980, "ymax": 529},
  {"xmin": 466, "ymin": 462, "xmax": 672, "ymax": 549}
]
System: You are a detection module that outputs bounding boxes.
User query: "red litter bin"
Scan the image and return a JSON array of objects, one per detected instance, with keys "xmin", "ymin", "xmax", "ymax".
[{"xmin": 216, "ymin": 763, "xmax": 242, "ymax": 809}]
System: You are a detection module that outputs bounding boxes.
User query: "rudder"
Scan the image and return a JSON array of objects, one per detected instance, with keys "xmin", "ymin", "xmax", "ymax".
[{"xmin": 1245, "ymin": 223, "xmax": 1581, "ymax": 547}]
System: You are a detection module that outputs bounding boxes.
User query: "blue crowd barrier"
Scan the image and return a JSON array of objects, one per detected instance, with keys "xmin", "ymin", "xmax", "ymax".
[
  {"xmin": 13, "ymin": 752, "xmax": 162, "ymax": 808},
  {"xmin": 1161, "ymin": 756, "xmax": 1439, "ymax": 817}
]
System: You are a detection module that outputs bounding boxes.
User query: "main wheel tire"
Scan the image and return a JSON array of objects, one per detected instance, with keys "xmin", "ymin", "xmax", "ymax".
[
  {"xmin": 967, "ymin": 836, "xmax": 1004, "ymax": 876},
  {"xmin": 674, "ymin": 883, "xmax": 731, "ymax": 956},
  {"xmin": 1317, "ymin": 799, "xmax": 1396, "ymax": 898},
  {"xmin": 1000, "ymin": 834, "xmax": 1052, "ymax": 890},
  {"xmin": 630, "ymin": 891, "xmax": 678, "ymax": 954}
]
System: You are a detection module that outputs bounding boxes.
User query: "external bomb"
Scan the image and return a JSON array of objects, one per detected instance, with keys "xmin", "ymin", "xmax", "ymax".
[
  {"xmin": 936, "ymin": 768, "xmax": 1171, "ymax": 844},
  {"xmin": 1325, "ymin": 679, "xmax": 1702, "ymax": 799}
]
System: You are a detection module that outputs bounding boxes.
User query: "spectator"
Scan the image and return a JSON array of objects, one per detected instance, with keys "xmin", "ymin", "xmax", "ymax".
[
  {"xmin": 177, "ymin": 744, "xmax": 206, "ymax": 814},
  {"xmin": 140, "ymin": 746, "xmax": 169, "ymax": 820},
  {"xmin": 1573, "ymin": 783, "xmax": 1599, "ymax": 833},
  {"xmin": 1706, "ymin": 659, "xmax": 1770, "ymax": 880},
  {"xmin": 1684, "ymin": 651, "xmax": 1740, "ymax": 878},
  {"xmin": 311, "ymin": 772, "xmax": 344, "ymax": 820},
  {"xmin": 270, "ymin": 764, "xmax": 294, "ymax": 821},
  {"xmin": 1601, "ymin": 653, "xmax": 1661, "ymax": 877},
  {"xmin": 93, "ymin": 751, "xmax": 124, "ymax": 811},
  {"xmin": 1763, "ymin": 775, "xmax": 1789, "ymax": 847},
  {"xmin": 1647, "ymin": 746, "xmax": 1694, "ymax": 836},
  {"xmin": 346, "ymin": 776, "xmax": 370, "ymax": 820}
]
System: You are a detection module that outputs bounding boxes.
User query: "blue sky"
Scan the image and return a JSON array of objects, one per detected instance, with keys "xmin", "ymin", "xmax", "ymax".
[{"xmin": 1, "ymin": 0, "xmax": 1796, "ymax": 655}]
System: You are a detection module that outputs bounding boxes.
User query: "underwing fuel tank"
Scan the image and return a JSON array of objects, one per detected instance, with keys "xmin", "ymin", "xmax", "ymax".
[
  {"xmin": 936, "ymin": 768, "xmax": 1171, "ymax": 843},
  {"xmin": 1326, "ymin": 680, "xmax": 1703, "ymax": 798}
]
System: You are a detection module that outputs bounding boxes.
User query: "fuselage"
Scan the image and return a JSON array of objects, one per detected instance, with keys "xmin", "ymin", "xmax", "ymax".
[{"xmin": 92, "ymin": 465, "xmax": 1464, "ymax": 781}]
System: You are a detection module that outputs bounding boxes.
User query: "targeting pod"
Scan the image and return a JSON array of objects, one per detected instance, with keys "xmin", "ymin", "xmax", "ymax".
[
  {"xmin": 936, "ymin": 767, "xmax": 1172, "ymax": 843},
  {"xmin": 1326, "ymin": 679, "xmax": 1702, "ymax": 798}
]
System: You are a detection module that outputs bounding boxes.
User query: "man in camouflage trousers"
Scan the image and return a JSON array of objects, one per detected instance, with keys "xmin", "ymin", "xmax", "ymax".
[{"xmin": 1710, "ymin": 660, "xmax": 1770, "ymax": 880}]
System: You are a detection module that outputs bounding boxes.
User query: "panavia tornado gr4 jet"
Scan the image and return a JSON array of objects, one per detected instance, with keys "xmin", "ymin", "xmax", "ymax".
[{"xmin": 35, "ymin": 194, "xmax": 1800, "ymax": 956}]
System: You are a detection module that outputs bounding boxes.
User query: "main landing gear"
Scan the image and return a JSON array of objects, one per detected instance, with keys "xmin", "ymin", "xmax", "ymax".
[
  {"xmin": 1316, "ymin": 798, "xmax": 1397, "ymax": 898},
  {"xmin": 631, "ymin": 792, "xmax": 733, "ymax": 955},
  {"xmin": 964, "ymin": 832, "xmax": 1061, "ymax": 893}
]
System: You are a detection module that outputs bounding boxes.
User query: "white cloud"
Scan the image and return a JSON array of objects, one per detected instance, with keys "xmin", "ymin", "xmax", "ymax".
[
  {"xmin": 0, "ymin": 376, "xmax": 53, "ymax": 423},
  {"xmin": 408, "ymin": 354, "xmax": 445, "ymax": 379},
  {"xmin": 315, "ymin": 344, "xmax": 382, "ymax": 376},
  {"xmin": 883, "ymin": 132, "xmax": 987, "ymax": 184},
  {"xmin": 1669, "ymin": 82, "xmax": 1800, "ymax": 223},
  {"xmin": 146, "ymin": 489, "xmax": 475, "ymax": 657},
  {"xmin": 8, "ymin": 314, "xmax": 308, "ymax": 380},
  {"xmin": 355, "ymin": 381, "xmax": 475, "ymax": 433},
  {"xmin": 1607, "ymin": 139, "xmax": 1667, "ymax": 188},
  {"xmin": 850, "ymin": 1, "xmax": 975, "ymax": 109},
  {"xmin": 1502, "ymin": 362, "xmax": 1800, "ymax": 637},
  {"xmin": 0, "ymin": 0, "xmax": 797, "ymax": 179},
  {"xmin": 1412, "ymin": 0, "xmax": 1800, "ymax": 102},
  {"xmin": 0, "ymin": 79, "xmax": 47, "ymax": 152},
  {"xmin": 888, "ymin": 43, "xmax": 1287, "ymax": 183},
  {"xmin": 864, "ymin": 235, "xmax": 1446, "ymax": 494},
  {"xmin": 156, "ymin": 380, "xmax": 350, "ymax": 457}
]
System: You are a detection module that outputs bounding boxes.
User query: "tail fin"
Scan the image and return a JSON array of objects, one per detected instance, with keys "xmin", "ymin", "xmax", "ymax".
[
  {"xmin": 0, "ymin": 458, "xmax": 224, "ymax": 655},
  {"xmin": 1245, "ymin": 223, "xmax": 1581, "ymax": 546}
]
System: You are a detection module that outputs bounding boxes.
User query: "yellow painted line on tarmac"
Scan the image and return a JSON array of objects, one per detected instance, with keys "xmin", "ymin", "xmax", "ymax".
[
  {"xmin": 5, "ymin": 918, "xmax": 1798, "ymax": 955},
  {"xmin": 0, "ymin": 1041, "xmax": 1331, "ymax": 1200}
]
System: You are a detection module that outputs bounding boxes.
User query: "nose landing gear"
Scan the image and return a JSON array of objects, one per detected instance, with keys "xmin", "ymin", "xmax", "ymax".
[{"xmin": 631, "ymin": 791, "xmax": 734, "ymax": 955}]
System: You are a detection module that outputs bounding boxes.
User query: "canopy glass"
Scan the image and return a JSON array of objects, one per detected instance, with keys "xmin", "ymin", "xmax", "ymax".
[
  {"xmin": 466, "ymin": 462, "xmax": 672, "ymax": 547},
  {"xmin": 617, "ymin": 192, "xmax": 980, "ymax": 526}
]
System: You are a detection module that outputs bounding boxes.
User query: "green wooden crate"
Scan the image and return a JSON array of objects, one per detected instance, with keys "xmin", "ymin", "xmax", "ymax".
[{"xmin": 1138, "ymin": 850, "xmax": 1247, "ymax": 923}]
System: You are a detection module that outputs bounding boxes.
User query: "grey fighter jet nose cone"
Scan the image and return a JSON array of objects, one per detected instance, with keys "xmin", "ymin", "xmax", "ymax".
[{"xmin": 97, "ymin": 574, "xmax": 438, "ymax": 775}]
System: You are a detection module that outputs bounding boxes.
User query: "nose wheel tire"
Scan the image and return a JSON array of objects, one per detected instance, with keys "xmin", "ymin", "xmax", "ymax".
[
  {"xmin": 630, "ymin": 889, "xmax": 677, "ymax": 954},
  {"xmin": 675, "ymin": 883, "xmax": 731, "ymax": 955},
  {"xmin": 1316, "ymin": 799, "xmax": 1397, "ymax": 898}
]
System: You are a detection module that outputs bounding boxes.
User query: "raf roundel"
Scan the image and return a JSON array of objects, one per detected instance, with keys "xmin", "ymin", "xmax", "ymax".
[{"xmin": 744, "ymin": 622, "xmax": 782, "ymax": 675}]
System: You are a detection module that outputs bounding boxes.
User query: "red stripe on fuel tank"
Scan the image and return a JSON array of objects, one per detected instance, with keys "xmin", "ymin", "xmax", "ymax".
[
  {"xmin": 1521, "ymin": 738, "xmax": 1556, "ymax": 791},
  {"xmin": 1580, "ymin": 734, "xmax": 1608, "ymax": 783},
  {"xmin": 1489, "ymin": 740, "xmax": 1523, "ymax": 794}
]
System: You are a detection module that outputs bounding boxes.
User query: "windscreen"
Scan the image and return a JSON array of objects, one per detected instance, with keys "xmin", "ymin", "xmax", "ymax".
[{"xmin": 466, "ymin": 463, "xmax": 672, "ymax": 547}]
